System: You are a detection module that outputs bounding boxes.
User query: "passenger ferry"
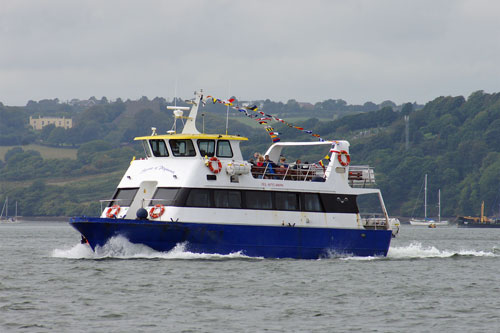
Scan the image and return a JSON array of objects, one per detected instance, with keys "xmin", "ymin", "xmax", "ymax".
[{"xmin": 70, "ymin": 90, "xmax": 395, "ymax": 259}]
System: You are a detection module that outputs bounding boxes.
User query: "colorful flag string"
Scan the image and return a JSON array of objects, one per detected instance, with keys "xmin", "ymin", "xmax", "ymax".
[{"xmin": 206, "ymin": 95, "xmax": 326, "ymax": 142}]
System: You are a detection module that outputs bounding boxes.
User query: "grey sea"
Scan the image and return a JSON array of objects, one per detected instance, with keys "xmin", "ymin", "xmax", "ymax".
[{"xmin": 1, "ymin": 221, "xmax": 499, "ymax": 333}]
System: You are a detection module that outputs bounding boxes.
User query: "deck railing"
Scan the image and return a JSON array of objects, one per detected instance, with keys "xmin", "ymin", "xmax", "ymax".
[{"xmin": 250, "ymin": 163, "xmax": 326, "ymax": 182}]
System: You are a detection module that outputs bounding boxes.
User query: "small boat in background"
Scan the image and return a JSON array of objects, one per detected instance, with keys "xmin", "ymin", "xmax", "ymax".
[
  {"xmin": 410, "ymin": 175, "xmax": 448, "ymax": 226},
  {"xmin": 0, "ymin": 197, "xmax": 18, "ymax": 223},
  {"xmin": 457, "ymin": 202, "xmax": 500, "ymax": 228}
]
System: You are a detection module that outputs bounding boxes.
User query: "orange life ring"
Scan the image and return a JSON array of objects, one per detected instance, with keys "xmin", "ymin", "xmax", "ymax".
[
  {"xmin": 149, "ymin": 204, "xmax": 165, "ymax": 219},
  {"xmin": 207, "ymin": 156, "xmax": 222, "ymax": 174},
  {"xmin": 337, "ymin": 150, "xmax": 350, "ymax": 166},
  {"xmin": 106, "ymin": 204, "xmax": 121, "ymax": 218}
]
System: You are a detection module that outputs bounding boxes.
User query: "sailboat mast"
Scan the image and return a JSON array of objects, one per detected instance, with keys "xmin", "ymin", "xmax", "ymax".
[
  {"xmin": 438, "ymin": 189, "xmax": 441, "ymax": 223},
  {"xmin": 424, "ymin": 174, "xmax": 427, "ymax": 219}
]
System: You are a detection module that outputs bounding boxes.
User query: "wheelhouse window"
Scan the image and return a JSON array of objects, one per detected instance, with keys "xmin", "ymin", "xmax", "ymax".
[
  {"xmin": 149, "ymin": 188, "xmax": 179, "ymax": 206},
  {"xmin": 150, "ymin": 139, "xmax": 169, "ymax": 157},
  {"xmin": 142, "ymin": 141, "xmax": 152, "ymax": 157},
  {"xmin": 197, "ymin": 139, "xmax": 215, "ymax": 157},
  {"xmin": 216, "ymin": 140, "xmax": 233, "ymax": 158},
  {"xmin": 170, "ymin": 139, "xmax": 196, "ymax": 157},
  {"xmin": 276, "ymin": 192, "xmax": 299, "ymax": 211},
  {"xmin": 214, "ymin": 190, "xmax": 242, "ymax": 208},
  {"xmin": 245, "ymin": 191, "xmax": 272, "ymax": 210},
  {"xmin": 185, "ymin": 189, "xmax": 211, "ymax": 207},
  {"xmin": 303, "ymin": 193, "xmax": 324, "ymax": 212},
  {"xmin": 109, "ymin": 188, "xmax": 138, "ymax": 207}
]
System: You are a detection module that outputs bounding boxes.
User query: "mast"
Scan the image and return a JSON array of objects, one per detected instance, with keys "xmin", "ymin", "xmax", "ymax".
[
  {"xmin": 481, "ymin": 201, "xmax": 485, "ymax": 223},
  {"xmin": 180, "ymin": 90, "xmax": 204, "ymax": 134},
  {"xmin": 424, "ymin": 174, "xmax": 427, "ymax": 220},
  {"xmin": 0, "ymin": 197, "xmax": 5, "ymax": 218},
  {"xmin": 438, "ymin": 189, "xmax": 441, "ymax": 223}
]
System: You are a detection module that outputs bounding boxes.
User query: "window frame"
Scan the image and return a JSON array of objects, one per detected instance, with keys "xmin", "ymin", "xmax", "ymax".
[
  {"xmin": 149, "ymin": 187, "xmax": 180, "ymax": 206},
  {"xmin": 197, "ymin": 139, "xmax": 216, "ymax": 158},
  {"xmin": 216, "ymin": 140, "xmax": 233, "ymax": 158},
  {"xmin": 108, "ymin": 188, "xmax": 139, "ymax": 207},
  {"xmin": 149, "ymin": 139, "xmax": 169, "ymax": 157},
  {"xmin": 169, "ymin": 139, "xmax": 197, "ymax": 157}
]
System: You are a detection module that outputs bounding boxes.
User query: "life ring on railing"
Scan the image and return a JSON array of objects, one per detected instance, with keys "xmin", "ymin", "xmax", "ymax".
[
  {"xmin": 207, "ymin": 156, "xmax": 222, "ymax": 174},
  {"xmin": 337, "ymin": 150, "xmax": 351, "ymax": 166},
  {"xmin": 149, "ymin": 204, "xmax": 165, "ymax": 219},
  {"xmin": 106, "ymin": 205, "xmax": 121, "ymax": 218}
]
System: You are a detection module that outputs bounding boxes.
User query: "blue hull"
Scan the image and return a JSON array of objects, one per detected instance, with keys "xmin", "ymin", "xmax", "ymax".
[{"xmin": 69, "ymin": 217, "xmax": 392, "ymax": 259}]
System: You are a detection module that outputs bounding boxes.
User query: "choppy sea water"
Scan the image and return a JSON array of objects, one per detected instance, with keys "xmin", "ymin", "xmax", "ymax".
[{"xmin": 1, "ymin": 221, "xmax": 499, "ymax": 333}]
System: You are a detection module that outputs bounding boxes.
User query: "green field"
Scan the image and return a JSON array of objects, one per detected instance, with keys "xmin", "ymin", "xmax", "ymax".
[{"xmin": 0, "ymin": 144, "xmax": 77, "ymax": 161}]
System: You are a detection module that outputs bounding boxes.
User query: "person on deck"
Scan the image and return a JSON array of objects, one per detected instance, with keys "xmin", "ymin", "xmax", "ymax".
[
  {"xmin": 292, "ymin": 159, "xmax": 302, "ymax": 169},
  {"xmin": 277, "ymin": 156, "xmax": 288, "ymax": 168}
]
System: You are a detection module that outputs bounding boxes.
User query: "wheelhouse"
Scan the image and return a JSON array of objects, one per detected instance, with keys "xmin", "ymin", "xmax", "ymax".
[{"xmin": 135, "ymin": 134, "xmax": 248, "ymax": 160}]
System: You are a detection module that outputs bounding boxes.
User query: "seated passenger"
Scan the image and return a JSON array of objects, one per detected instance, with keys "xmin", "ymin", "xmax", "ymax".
[
  {"xmin": 255, "ymin": 155, "xmax": 266, "ymax": 179},
  {"xmin": 277, "ymin": 156, "xmax": 288, "ymax": 168},
  {"xmin": 291, "ymin": 159, "xmax": 302, "ymax": 169},
  {"xmin": 264, "ymin": 155, "xmax": 276, "ymax": 168}
]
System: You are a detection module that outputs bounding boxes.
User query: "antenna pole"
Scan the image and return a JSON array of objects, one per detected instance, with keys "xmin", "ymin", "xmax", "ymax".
[{"xmin": 225, "ymin": 81, "xmax": 231, "ymax": 135}]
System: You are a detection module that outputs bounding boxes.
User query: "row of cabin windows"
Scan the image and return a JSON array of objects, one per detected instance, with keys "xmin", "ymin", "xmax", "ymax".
[
  {"xmin": 110, "ymin": 188, "xmax": 358, "ymax": 213},
  {"xmin": 145, "ymin": 139, "xmax": 233, "ymax": 158}
]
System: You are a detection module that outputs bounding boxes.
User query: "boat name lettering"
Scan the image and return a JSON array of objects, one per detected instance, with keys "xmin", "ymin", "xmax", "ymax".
[
  {"xmin": 261, "ymin": 182, "xmax": 284, "ymax": 187},
  {"xmin": 140, "ymin": 166, "xmax": 175, "ymax": 174}
]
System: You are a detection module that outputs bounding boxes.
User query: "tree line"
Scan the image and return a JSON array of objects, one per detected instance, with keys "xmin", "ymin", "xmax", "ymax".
[{"xmin": 1, "ymin": 91, "xmax": 499, "ymax": 217}]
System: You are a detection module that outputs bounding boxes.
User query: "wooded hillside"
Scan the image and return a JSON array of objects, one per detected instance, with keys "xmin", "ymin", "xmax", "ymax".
[{"xmin": 1, "ymin": 91, "xmax": 499, "ymax": 218}]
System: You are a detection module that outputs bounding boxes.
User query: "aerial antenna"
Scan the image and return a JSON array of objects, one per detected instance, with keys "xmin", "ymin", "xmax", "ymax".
[
  {"xmin": 174, "ymin": 77, "xmax": 178, "ymax": 107},
  {"xmin": 225, "ymin": 80, "xmax": 231, "ymax": 135}
]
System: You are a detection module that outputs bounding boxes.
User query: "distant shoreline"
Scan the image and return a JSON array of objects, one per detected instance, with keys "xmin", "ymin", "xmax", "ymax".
[{"xmin": 17, "ymin": 216, "xmax": 69, "ymax": 222}]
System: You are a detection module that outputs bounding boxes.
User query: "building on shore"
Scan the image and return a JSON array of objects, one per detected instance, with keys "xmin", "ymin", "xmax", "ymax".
[{"xmin": 29, "ymin": 116, "xmax": 72, "ymax": 130}]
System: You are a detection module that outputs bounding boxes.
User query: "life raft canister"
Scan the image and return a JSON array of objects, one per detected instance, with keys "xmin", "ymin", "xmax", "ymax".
[
  {"xmin": 149, "ymin": 204, "xmax": 165, "ymax": 219},
  {"xmin": 207, "ymin": 156, "xmax": 222, "ymax": 174},
  {"xmin": 106, "ymin": 205, "xmax": 121, "ymax": 218},
  {"xmin": 337, "ymin": 150, "xmax": 351, "ymax": 167}
]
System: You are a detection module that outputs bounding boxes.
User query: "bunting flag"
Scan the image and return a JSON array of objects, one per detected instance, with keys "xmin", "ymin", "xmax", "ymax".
[{"xmin": 207, "ymin": 95, "xmax": 326, "ymax": 142}]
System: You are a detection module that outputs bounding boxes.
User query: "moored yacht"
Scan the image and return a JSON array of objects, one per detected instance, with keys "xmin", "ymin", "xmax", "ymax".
[{"xmin": 69, "ymin": 90, "xmax": 394, "ymax": 258}]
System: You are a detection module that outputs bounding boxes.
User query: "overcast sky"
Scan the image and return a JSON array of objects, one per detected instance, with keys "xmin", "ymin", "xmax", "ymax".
[{"xmin": 1, "ymin": 0, "xmax": 499, "ymax": 106}]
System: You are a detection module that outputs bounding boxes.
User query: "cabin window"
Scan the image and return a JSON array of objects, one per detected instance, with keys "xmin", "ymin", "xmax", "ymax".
[
  {"xmin": 216, "ymin": 140, "xmax": 233, "ymax": 158},
  {"xmin": 149, "ymin": 188, "xmax": 179, "ymax": 206},
  {"xmin": 214, "ymin": 190, "xmax": 242, "ymax": 208},
  {"xmin": 198, "ymin": 140, "xmax": 215, "ymax": 157},
  {"xmin": 150, "ymin": 139, "xmax": 169, "ymax": 157},
  {"xmin": 109, "ymin": 188, "xmax": 138, "ymax": 207},
  {"xmin": 245, "ymin": 190, "xmax": 272, "ymax": 210},
  {"xmin": 170, "ymin": 139, "xmax": 196, "ymax": 157},
  {"xmin": 142, "ymin": 141, "xmax": 152, "ymax": 157},
  {"xmin": 320, "ymin": 194, "xmax": 359, "ymax": 213},
  {"xmin": 303, "ymin": 193, "xmax": 324, "ymax": 212},
  {"xmin": 185, "ymin": 189, "xmax": 211, "ymax": 207},
  {"xmin": 276, "ymin": 192, "xmax": 299, "ymax": 211}
]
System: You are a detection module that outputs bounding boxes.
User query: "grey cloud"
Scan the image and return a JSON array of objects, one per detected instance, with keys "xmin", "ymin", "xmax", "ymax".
[{"xmin": 1, "ymin": 0, "xmax": 499, "ymax": 105}]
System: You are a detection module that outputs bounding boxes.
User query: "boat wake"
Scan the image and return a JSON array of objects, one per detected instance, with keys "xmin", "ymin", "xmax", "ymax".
[
  {"xmin": 388, "ymin": 242, "xmax": 497, "ymax": 259},
  {"xmin": 335, "ymin": 242, "xmax": 498, "ymax": 261},
  {"xmin": 52, "ymin": 236, "xmax": 257, "ymax": 260}
]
